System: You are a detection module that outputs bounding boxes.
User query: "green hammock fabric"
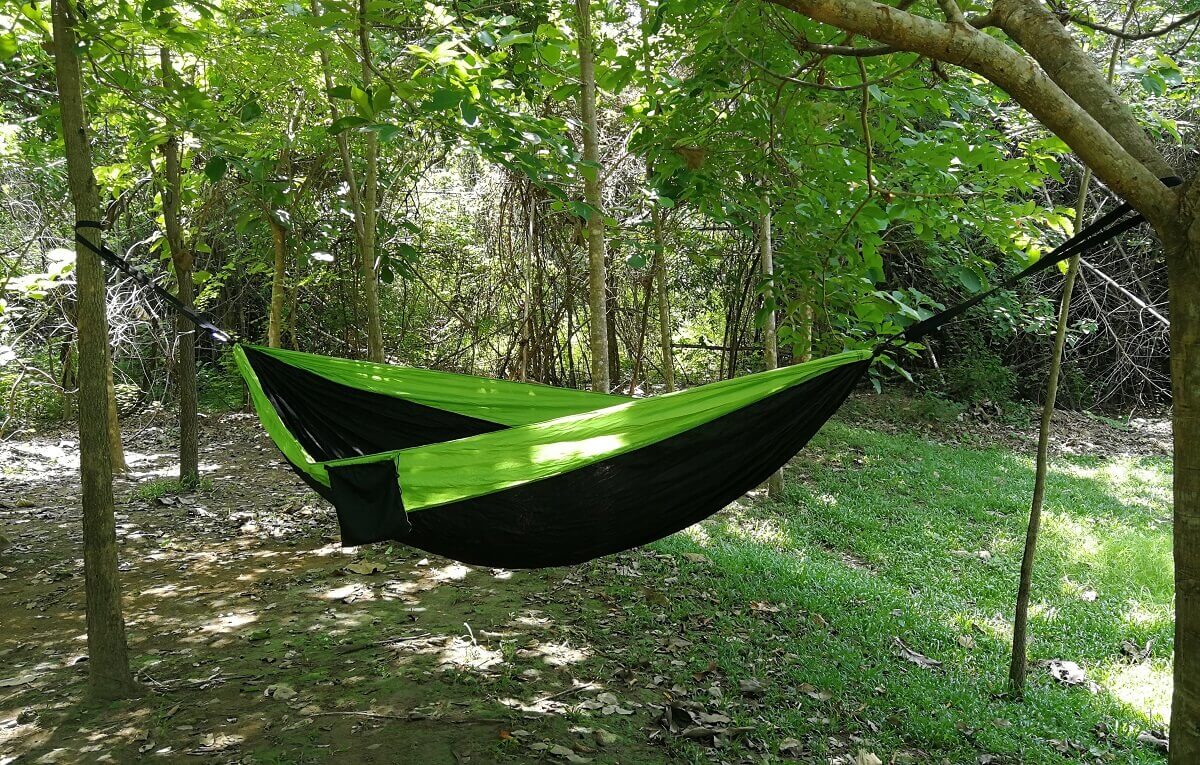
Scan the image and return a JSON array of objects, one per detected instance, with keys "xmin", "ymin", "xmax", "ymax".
[{"xmin": 235, "ymin": 344, "xmax": 871, "ymax": 510}]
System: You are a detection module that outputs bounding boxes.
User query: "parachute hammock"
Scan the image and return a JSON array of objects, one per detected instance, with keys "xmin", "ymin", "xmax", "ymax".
[{"xmin": 73, "ymin": 180, "xmax": 1175, "ymax": 568}]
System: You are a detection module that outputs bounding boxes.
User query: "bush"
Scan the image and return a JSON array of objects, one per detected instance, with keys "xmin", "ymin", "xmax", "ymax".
[{"xmin": 943, "ymin": 347, "xmax": 1016, "ymax": 404}]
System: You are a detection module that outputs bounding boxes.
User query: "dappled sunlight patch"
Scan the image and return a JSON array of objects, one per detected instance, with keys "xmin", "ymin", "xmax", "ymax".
[
  {"xmin": 322, "ymin": 583, "xmax": 377, "ymax": 602},
  {"xmin": 1102, "ymin": 661, "xmax": 1172, "ymax": 724},
  {"xmin": 717, "ymin": 508, "xmax": 788, "ymax": 547},
  {"xmin": 680, "ymin": 523, "xmax": 711, "ymax": 547},
  {"xmin": 198, "ymin": 611, "xmax": 258, "ymax": 635},
  {"xmin": 1123, "ymin": 601, "xmax": 1172, "ymax": 628},
  {"xmin": 1042, "ymin": 513, "xmax": 1101, "ymax": 559},
  {"xmin": 513, "ymin": 610, "xmax": 554, "ymax": 630},
  {"xmin": 438, "ymin": 636, "xmax": 504, "ymax": 671},
  {"xmin": 426, "ymin": 563, "xmax": 471, "ymax": 582},
  {"xmin": 521, "ymin": 640, "xmax": 589, "ymax": 667}
]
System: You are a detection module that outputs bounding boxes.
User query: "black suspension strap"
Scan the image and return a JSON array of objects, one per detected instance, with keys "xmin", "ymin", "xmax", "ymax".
[
  {"xmin": 74, "ymin": 220, "xmax": 233, "ymax": 345},
  {"xmin": 893, "ymin": 176, "xmax": 1181, "ymax": 345}
]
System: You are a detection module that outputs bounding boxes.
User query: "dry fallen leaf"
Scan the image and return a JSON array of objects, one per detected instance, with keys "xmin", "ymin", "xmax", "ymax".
[
  {"xmin": 854, "ymin": 750, "xmax": 883, "ymax": 765},
  {"xmin": 1136, "ymin": 730, "xmax": 1168, "ymax": 752},
  {"xmin": 778, "ymin": 737, "xmax": 805, "ymax": 757},
  {"xmin": 797, "ymin": 682, "xmax": 832, "ymax": 701},
  {"xmin": 1044, "ymin": 659, "xmax": 1097, "ymax": 690},
  {"xmin": 893, "ymin": 637, "xmax": 942, "ymax": 669},
  {"xmin": 738, "ymin": 678, "xmax": 765, "ymax": 697},
  {"xmin": 344, "ymin": 561, "xmax": 384, "ymax": 575},
  {"xmin": 0, "ymin": 673, "xmax": 37, "ymax": 688}
]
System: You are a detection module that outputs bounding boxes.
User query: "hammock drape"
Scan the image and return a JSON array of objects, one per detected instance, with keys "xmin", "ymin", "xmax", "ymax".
[{"xmin": 235, "ymin": 345, "xmax": 871, "ymax": 567}]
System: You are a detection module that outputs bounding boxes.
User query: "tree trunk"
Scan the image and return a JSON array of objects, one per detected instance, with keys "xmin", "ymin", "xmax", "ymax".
[
  {"xmin": 104, "ymin": 350, "xmax": 126, "ymax": 473},
  {"xmin": 159, "ymin": 48, "xmax": 198, "ymax": 489},
  {"xmin": 575, "ymin": 0, "xmax": 610, "ymax": 393},
  {"xmin": 760, "ymin": 201, "xmax": 782, "ymax": 499},
  {"xmin": 1009, "ymin": 170, "xmax": 1091, "ymax": 695},
  {"xmin": 50, "ymin": 0, "xmax": 136, "ymax": 700},
  {"xmin": 651, "ymin": 206, "xmax": 675, "ymax": 392},
  {"xmin": 358, "ymin": 0, "xmax": 385, "ymax": 363},
  {"xmin": 267, "ymin": 216, "xmax": 287, "ymax": 349},
  {"xmin": 1167, "ymin": 182, "xmax": 1200, "ymax": 762},
  {"xmin": 605, "ymin": 253, "xmax": 621, "ymax": 385}
]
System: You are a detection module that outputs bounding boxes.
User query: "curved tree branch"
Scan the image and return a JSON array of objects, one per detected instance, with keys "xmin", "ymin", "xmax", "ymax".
[
  {"xmin": 760, "ymin": 0, "xmax": 1178, "ymax": 225},
  {"xmin": 1070, "ymin": 8, "xmax": 1200, "ymax": 40}
]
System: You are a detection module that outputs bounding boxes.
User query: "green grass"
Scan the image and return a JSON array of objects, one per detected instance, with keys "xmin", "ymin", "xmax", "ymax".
[
  {"xmin": 131, "ymin": 475, "xmax": 214, "ymax": 501},
  {"xmin": 587, "ymin": 422, "xmax": 1172, "ymax": 763}
]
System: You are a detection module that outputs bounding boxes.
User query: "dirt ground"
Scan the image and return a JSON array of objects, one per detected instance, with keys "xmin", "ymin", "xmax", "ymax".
[
  {"xmin": 0, "ymin": 395, "xmax": 1174, "ymax": 765},
  {"xmin": 1, "ymin": 413, "xmax": 691, "ymax": 764}
]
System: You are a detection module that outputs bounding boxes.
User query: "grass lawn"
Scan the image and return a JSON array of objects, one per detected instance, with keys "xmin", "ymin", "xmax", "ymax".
[{"xmin": 583, "ymin": 419, "xmax": 1172, "ymax": 763}]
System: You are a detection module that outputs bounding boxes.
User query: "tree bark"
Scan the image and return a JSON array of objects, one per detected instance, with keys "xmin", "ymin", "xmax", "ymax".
[
  {"xmin": 651, "ymin": 206, "xmax": 675, "ymax": 391},
  {"xmin": 267, "ymin": 215, "xmax": 287, "ymax": 349},
  {"xmin": 159, "ymin": 48, "xmax": 198, "ymax": 489},
  {"xmin": 1009, "ymin": 170, "xmax": 1090, "ymax": 695},
  {"xmin": 50, "ymin": 0, "xmax": 136, "ymax": 700},
  {"xmin": 358, "ymin": 0, "xmax": 385, "ymax": 363},
  {"xmin": 576, "ymin": 0, "xmax": 610, "ymax": 393},
  {"xmin": 760, "ymin": 201, "xmax": 783, "ymax": 498},
  {"xmin": 104, "ymin": 350, "xmax": 126, "ymax": 473},
  {"xmin": 1167, "ymin": 181, "xmax": 1200, "ymax": 762}
]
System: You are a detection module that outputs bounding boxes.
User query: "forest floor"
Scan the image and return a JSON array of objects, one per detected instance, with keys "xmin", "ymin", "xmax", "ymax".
[{"xmin": 0, "ymin": 393, "xmax": 1174, "ymax": 765}]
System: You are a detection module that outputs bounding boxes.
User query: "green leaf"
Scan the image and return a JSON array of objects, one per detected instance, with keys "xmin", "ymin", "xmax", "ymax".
[
  {"xmin": 349, "ymin": 86, "xmax": 373, "ymax": 118},
  {"xmin": 203, "ymin": 156, "xmax": 228, "ymax": 183},
  {"xmin": 371, "ymin": 85, "xmax": 393, "ymax": 115},
  {"xmin": 426, "ymin": 88, "xmax": 464, "ymax": 111},
  {"xmin": 327, "ymin": 85, "xmax": 354, "ymax": 99},
  {"xmin": 955, "ymin": 266, "xmax": 982, "ymax": 293},
  {"xmin": 460, "ymin": 100, "xmax": 480, "ymax": 126},
  {"xmin": 239, "ymin": 100, "xmax": 263, "ymax": 122},
  {"xmin": 328, "ymin": 115, "xmax": 369, "ymax": 134},
  {"xmin": 0, "ymin": 34, "xmax": 18, "ymax": 61}
]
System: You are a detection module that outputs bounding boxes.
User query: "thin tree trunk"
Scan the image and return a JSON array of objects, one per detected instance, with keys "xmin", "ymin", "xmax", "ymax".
[
  {"xmin": 651, "ymin": 206, "xmax": 675, "ymax": 391},
  {"xmin": 358, "ymin": 0, "xmax": 384, "ymax": 362},
  {"xmin": 267, "ymin": 216, "xmax": 287, "ymax": 349},
  {"xmin": 760, "ymin": 201, "xmax": 782, "ymax": 498},
  {"xmin": 50, "ymin": 0, "xmax": 136, "ymax": 700},
  {"xmin": 159, "ymin": 48, "xmax": 198, "ymax": 489},
  {"xmin": 605, "ymin": 251, "xmax": 620, "ymax": 385},
  {"xmin": 628, "ymin": 269, "xmax": 655, "ymax": 394},
  {"xmin": 575, "ymin": 0, "xmax": 609, "ymax": 393},
  {"xmin": 1009, "ymin": 15, "xmax": 1130, "ymax": 693},
  {"xmin": 1008, "ymin": 170, "xmax": 1091, "ymax": 695}
]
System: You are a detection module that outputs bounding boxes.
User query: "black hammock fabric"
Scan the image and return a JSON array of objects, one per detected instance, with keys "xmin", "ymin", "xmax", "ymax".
[
  {"xmin": 72, "ymin": 178, "xmax": 1179, "ymax": 569},
  {"xmin": 242, "ymin": 346, "xmax": 869, "ymax": 568}
]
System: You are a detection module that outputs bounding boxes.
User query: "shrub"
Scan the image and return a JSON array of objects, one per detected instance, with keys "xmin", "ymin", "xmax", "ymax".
[{"xmin": 943, "ymin": 347, "xmax": 1016, "ymax": 404}]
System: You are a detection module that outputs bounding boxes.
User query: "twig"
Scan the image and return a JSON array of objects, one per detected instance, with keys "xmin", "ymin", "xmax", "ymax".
[
  {"xmin": 536, "ymin": 682, "xmax": 595, "ymax": 703},
  {"xmin": 336, "ymin": 632, "xmax": 432, "ymax": 655}
]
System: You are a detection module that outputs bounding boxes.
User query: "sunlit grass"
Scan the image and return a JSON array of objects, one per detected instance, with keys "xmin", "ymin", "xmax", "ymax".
[{"xmin": 629, "ymin": 421, "xmax": 1172, "ymax": 764}]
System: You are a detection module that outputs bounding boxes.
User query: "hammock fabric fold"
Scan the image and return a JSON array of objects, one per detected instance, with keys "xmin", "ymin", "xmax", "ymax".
[{"xmin": 235, "ymin": 345, "xmax": 871, "ymax": 567}]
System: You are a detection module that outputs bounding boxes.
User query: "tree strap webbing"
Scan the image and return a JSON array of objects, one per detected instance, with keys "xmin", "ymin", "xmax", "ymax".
[
  {"xmin": 895, "ymin": 176, "xmax": 1181, "ymax": 344},
  {"xmin": 74, "ymin": 176, "xmax": 1181, "ymax": 357},
  {"xmin": 74, "ymin": 220, "xmax": 233, "ymax": 344}
]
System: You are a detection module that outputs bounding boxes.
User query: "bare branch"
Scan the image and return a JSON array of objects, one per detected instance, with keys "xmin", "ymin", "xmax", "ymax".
[
  {"xmin": 1070, "ymin": 9, "xmax": 1200, "ymax": 40},
  {"xmin": 791, "ymin": 35, "xmax": 898, "ymax": 55}
]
